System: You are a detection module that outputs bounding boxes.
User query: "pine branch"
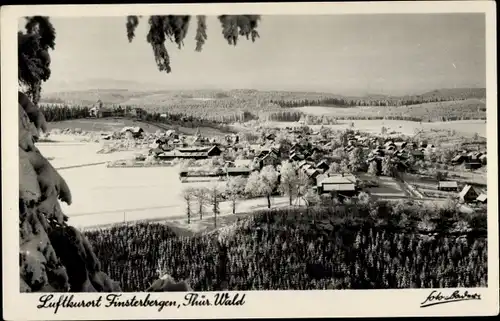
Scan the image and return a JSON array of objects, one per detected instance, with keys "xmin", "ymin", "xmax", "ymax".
[
  {"xmin": 218, "ymin": 15, "xmax": 261, "ymax": 46},
  {"xmin": 147, "ymin": 16, "xmax": 171, "ymax": 73},
  {"xmin": 195, "ymin": 15, "xmax": 207, "ymax": 52},
  {"xmin": 126, "ymin": 15, "xmax": 140, "ymax": 42},
  {"xmin": 25, "ymin": 16, "xmax": 56, "ymax": 50},
  {"xmin": 131, "ymin": 15, "xmax": 261, "ymax": 73}
]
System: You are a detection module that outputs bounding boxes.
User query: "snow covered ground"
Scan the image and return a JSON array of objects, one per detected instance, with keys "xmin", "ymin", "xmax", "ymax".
[
  {"xmin": 37, "ymin": 136, "xmax": 288, "ymax": 229},
  {"xmin": 261, "ymin": 119, "xmax": 487, "ymax": 138}
]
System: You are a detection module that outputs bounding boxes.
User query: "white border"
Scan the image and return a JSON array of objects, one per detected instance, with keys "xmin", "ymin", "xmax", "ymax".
[{"xmin": 1, "ymin": 2, "xmax": 498, "ymax": 320}]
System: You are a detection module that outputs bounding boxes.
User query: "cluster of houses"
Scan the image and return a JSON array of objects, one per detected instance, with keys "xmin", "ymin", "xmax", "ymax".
[
  {"xmin": 451, "ymin": 150, "xmax": 487, "ymax": 169},
  {"xmin": 125, "ymin": 125, "xmax": 486, "ymax": 203},
  {"xmin": 437, "ymin": 181, "xmax": 487, "ymax": 204},
  {"xmin": 294, "ymin": 159, "xmax": 358, "ymax": 197}
]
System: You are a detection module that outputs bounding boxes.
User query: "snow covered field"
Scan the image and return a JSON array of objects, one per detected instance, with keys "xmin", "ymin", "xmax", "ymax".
[
  {"xmin": 37, "ymin": 137, "xmax": 288, "ymax": 229},
  {"xmin": 263, "ymin": 119, "xmax": 486, "ymax": 138}
]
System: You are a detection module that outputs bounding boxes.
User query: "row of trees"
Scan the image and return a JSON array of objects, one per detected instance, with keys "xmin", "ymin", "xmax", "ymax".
[
  {"xmin": 270, "ymin": 93, "xmax": 483, "ymax": 108},
  {"xmin": 37, "ymin": 103, "xmax": 237, "ymax": 133},
  {"xmin": 39, "ymin": 105, "xmax": 91, "ymax": 122},
  {"xmin": 181, "ymin": 161, "xmax": 320, "ymax": 226}
]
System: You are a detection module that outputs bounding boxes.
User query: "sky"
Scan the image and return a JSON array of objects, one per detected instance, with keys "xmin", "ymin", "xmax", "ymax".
[{"xmin": 18, "ymin": 14, "xmax": 486, "ymax": 96}]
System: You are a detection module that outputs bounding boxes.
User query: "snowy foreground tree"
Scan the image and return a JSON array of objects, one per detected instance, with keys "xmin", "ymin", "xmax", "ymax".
[{"xmin": 18, "ymin": 15, "xmax": 262, "ymax": 292}]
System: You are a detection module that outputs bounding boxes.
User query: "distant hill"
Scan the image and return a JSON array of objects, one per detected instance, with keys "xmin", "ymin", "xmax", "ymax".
[
  {"xmin": 40, "ymin": 87, "xmax": 486, "ymax": 107},
  {"xmin": 404, "ymin": 88, "xmax": 486, "ymax": 101}
]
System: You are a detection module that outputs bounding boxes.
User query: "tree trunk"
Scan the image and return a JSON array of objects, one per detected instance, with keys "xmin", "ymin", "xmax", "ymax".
[
  {"xmin": 232, "ymin": 199, "xmax": 236, "ymax": 214},
  {"xmin": 267, "ymin": 195, "xmax": 271, "ymax": 209},
  {"xmin": 199, "ymin": 203, "xmax": 203, "ymax": 220},
  {"xmin": 289, "ymin": 190, "xmax": 292, "ymax": 206},
  {"xmin": 214, "ymin": 202, "xmax": 218, "ymax": 228}
]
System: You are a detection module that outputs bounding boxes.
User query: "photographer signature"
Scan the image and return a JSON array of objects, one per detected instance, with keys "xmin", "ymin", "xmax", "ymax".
[{"xmin": 420, "ymin": 290, "xmax": 481, "ymax": 308}]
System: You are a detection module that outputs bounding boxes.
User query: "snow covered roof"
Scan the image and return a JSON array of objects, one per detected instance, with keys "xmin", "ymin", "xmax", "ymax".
[
  {"xmin": 121, "ymin": 126, "xmax": 143, "ymax": 134},
  {"xmin": 438, "ymin": 181, "xmax": 458, "ymax": 188},
  {"xmin": 234, "ymin": 159, "xmax": 252, "ymax": 167},
  {"xmin": 476, "ymin": 193, "xmax": 487, "ymax": 202},
  {"xmin": 459, "ymin": 185, "xmax": 479, "ymax": 199},
  {"xmin": 306, "ymin": 168, "xmax": 320, "ymax": 177},
  {"xmin": 322, "ymin": 183, "xmax": 356, "ymax": 192},
  {"xmin": 318, "ymin": 174, "xmax": 356, "ymax": 185}
]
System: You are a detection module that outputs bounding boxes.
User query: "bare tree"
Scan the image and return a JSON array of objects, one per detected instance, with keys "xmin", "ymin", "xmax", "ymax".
[
  {"xmin": 225, "ymin": 176, "xmax": 247, "ymax": 214},
  {"xmin": 182, "ymin": 187, "xmax": 194, "ymax": 224},
  {"xmin": 244, "ymin": 166, "xmax": 279, "ymax": 208},
  {"xmin": 279, "ymin": 161, "xmax": 298, "ymax": 205},
  {"xmin": 259, "ymin": 165, "xmax": 279, "ymax": 209},
  {"xmin": 296, "ymin": 171, "xmax": 312, "ymax": 206},
  {"xmin": 193, "ymin": 187, "xmax": 209, "ymax": 220},
  {"xmin": 209, "ymin": 185, "xmax": 221, "ymax": 228},
  {"xmin": 368, "ymin": 161, "xmax": 378, "ymax": 176}
]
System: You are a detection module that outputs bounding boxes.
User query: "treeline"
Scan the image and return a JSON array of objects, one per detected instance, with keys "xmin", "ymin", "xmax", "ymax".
[
  {"xmin": 139, "ymin": 111, "xmax": 235, "ymax": 133},
  {"xmin": 272, "ymin": 96, "xmax": 476, "ymax": 108},
  {"xmin": 255, "ymin": 110, "xmax": 483, "ymax": 124},
  {"xmin": 135, "ymin": 99, "xmax": 278, "ymax": 122},
  {"xmin": 39, "ymin": 105, "xmax": 91, "ymax": 122},
  {"xmin": 258, "ymin": 110, "xmax": 303, "ymax": 122},
  {"xmin": 84, "ymin": 200, "xmax": 487, "ymax": 292},
  {"xmin": 37, "ymin": 104, "xmax": 236, "ymax": 133}
]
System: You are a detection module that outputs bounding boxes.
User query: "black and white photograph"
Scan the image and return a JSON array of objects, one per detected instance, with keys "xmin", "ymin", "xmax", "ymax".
[{"xmin": 2, "ymin": 1, "xmax": 498, "ymax": 319}]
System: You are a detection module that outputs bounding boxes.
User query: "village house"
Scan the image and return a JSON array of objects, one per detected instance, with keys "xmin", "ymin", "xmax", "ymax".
[
  {"xmin": 451, "ymin": 154, "xmax": 467, "ymax": 165},
  {"xmin": 297, "ymin": 160, "xmax": 310, "ymax": 169},
  {"xmin": 305, "ymin": 168, "xmax": 321, "ymax": 185},
  {"xmin": 411, "ymin": 150, "xmax": 425, "ymax": 161},
  {"xmin": 121, "ymin": 126, "xmax": 144, "ymax": 139},
  {"xmin": 386, "ymin": 145, "xmax": 396, "ymax": 152},
  {"xmin": 345, "ymin": 145, "xmax": 355, "ymax": 153},
  {"xmin": 154, "ymin": 137, "xmax": 171, "ymax": 151},
  {"xmin": 394, "ymin": 150, "xmax": 409, "ymax": 160},
  {"xmin": 395, "ymin": 141, "xmax": 407, "ymax": 149},
  {"xmin": 234, "ymin": 159, "xmax": 253, "ymax": 168},
  {"xmin": 177, "ymin": 145, "xmax": 222, "ymax": 157},
  {"xmin": 476, "ymin": 193, "xmax": 487, "ymax": 204},
  {"xmin": 129, "ymin": 107, "xmax": 146, "ymax": 118},
  {"xmin": 384, "ymin": 141, "xmax": 396, "ymax": 149},
  {"xmin": 226, "ymin": 167, "xmax": 252, "ymax": 177},
  {"xmin": 316, "ymin": 174, "xmax": 358, "ymax": 197},
  {"xmin": 260, "ymin": 152, "xmax": 280, "ymax": 168},
  {"xmin": 323, "ymin": 141, "xmax": 335, "ymax": 152},
  {"xmin": 458, "ymin": 185, "xmax": 480, "ymax": 203},
  {"xmin": 156, "ymin": 150, "xmax": 208, "ymax": 161},
  {"xmin": 265, "ymin": 133, "xmax": 276, "ymax": 142},
  {"xmin": 90, "ymin": 106, "xmax": 114, "ymax": 118},
  {"xmin": 289, "ymin": 152, "xmax": 304, "ymax": 162},
  {"xmin": 467, "ymin": 151, "xmax": 483, "ymax": 162},
  {"xmin": 437, "ymin": 181, "xmax": 459, "ymax": 192},
  {"xmin": 479, "ymin": 154, "xmax": 487, "ymax": 165},
  {"xmin": 464, "ymin": 160, "xmax": 482, "ymax": 170},
  {"xmin": 316, "ymin": 160, "xmax": 330, "ymax": 173}
]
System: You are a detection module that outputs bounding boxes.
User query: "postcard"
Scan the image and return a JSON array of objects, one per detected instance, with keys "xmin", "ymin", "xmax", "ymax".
[{"xmin": 1, "ymin": 1, "xmax": 498, "ymax": 320}]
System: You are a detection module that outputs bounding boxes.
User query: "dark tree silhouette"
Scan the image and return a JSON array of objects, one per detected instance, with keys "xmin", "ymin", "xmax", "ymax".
[
  {"xmin": 125, "ymin": 15, "xmax": 261, "ymax": 73},
  {"xmin": 18, "ymin": 16, "xmax": 56, "ymax": 106}
]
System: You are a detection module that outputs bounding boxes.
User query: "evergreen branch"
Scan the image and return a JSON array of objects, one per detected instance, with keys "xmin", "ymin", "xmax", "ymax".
[
  {"xmin": 126, "ymin": 15, "xmax": 140, "ymax": 42},
  {"xmin": 195, "ymin": 15, "xmax": 207, "ymax": 52}
]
